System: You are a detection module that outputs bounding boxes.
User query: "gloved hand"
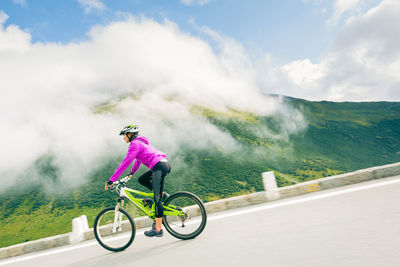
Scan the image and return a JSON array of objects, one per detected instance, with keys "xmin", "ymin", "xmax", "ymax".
[{"xmin": 105, "ymin": 180, "xmax": 113, "ymax": 191}]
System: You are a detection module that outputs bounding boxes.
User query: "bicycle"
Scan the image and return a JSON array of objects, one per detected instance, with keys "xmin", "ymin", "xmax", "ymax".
[{"xmin": 94, "ymin": 175, "xmax": 207, "ymax": 252}]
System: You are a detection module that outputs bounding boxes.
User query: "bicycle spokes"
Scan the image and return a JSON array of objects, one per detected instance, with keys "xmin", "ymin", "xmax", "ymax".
[
  {"xmin": 94, "ymin": 207, "xmax": 135, "ymax": 251},
  {"xmin": 163, "ymin": 192, "xmax": 207, "ymax": 239}
]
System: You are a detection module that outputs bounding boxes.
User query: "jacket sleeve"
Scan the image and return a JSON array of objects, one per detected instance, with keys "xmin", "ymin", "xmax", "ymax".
[
  {"xmin": 130, "ymin": 160, "xmax": 142, "ymax": 175},
  {"xmin": 109, "ymin": 142, "xmax": 139, "ymax": 182}
]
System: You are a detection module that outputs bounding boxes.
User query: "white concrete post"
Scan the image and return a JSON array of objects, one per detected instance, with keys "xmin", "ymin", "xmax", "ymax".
[
  {"xmin": 262, "ymin": 171, "xmax": 281, "ymax": 201},
  {"xmin": 80, "ymin": 215, "xmax": 89, "ymax": 231},
  {"xmin": 69, "ymin": 215, "xmax": 89, "ymax": 244}
]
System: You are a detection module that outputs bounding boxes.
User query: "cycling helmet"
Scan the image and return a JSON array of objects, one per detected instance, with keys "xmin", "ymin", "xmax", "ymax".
[{"xmin": 119, "ymin": 125, "xmax": 139, "ymax": 136}]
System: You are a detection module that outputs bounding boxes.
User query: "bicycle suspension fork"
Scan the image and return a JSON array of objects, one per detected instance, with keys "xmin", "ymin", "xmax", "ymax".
[{"xmin": 112, "ymin": 197, "xmax": 125, "ymax": 233}]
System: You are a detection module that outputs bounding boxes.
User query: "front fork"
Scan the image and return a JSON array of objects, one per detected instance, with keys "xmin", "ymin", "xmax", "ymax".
[{"xmin": 112, "ymin": 198, "xmax": 124, "ymax": 233}]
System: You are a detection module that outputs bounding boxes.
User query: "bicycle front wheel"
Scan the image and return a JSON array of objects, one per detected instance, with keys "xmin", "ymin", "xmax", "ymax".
[
  {"xmin": 94, "ymin": 206, "xmax": 136, "ymax": 252},
  {"xmin": 163, "ymin": 191, "xmax": 207, "ymax": 240}
]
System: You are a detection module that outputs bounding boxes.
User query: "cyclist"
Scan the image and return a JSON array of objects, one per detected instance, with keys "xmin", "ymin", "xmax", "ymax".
[{"xmin": 106, "ymin": 125, "xmax": 170, "ymax": 237}]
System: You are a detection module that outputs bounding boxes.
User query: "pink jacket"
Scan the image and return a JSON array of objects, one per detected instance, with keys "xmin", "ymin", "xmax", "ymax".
[{"xmin": 109, "ymin": 136, "xmax": 167, "ymax": 182}]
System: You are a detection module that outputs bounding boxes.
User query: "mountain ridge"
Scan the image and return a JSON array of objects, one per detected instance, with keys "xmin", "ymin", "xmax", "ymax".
[{"xmin": 1, "ymin": 96, "xmax": 400, "ymax": 247}]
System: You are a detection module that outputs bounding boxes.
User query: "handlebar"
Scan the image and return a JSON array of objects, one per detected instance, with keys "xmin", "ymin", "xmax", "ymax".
[
  {"xmin": 114, "ymin": 175, "xmax": 131, "ymax": 185},
  {"xmin": 105, "ymin": 175, "xmax": 132, "ymax": 193},
  {"xmin": 108, "ymin": 175, "xmax": 132, "ymax": 187}
]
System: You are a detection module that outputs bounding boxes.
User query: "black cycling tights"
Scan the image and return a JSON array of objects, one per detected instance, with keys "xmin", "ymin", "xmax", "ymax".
[{"xmin": 138, "ymin": 161, "xmax": 171, "ymax": 218}]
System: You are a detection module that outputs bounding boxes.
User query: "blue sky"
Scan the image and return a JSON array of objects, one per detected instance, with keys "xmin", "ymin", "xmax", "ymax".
[{"xmin": 0, "ymin": 0, "xmax": 379, "ymax": 62}]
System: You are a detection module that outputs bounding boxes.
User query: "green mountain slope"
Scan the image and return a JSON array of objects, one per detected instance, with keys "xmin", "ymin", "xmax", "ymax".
[{"xmin": 1, "ymin": 97, "xmax": 400, "ymax": 247}]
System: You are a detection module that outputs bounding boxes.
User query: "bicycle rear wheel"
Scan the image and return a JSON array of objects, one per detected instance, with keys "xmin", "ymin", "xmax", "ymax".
[
  {"xmin": 163, "ymin": 191, "xmax": 207, "ymax": 240},
  {"xmin": 94, "ymin": 206, "xmax": 136, "ymax": 252}
]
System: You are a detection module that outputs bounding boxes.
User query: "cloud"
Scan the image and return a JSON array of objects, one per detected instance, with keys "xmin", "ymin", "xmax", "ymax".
[
  {"xmin": 181, "ymin": 0, "xmax": 211, "ymax": 6},
  {"xmin": 0, "ymin": 12, "xmax": 31, "ymax": 51},
  {"xmin": 0, "ymin": 10, "xmax": 8, "ymax": 24},
  {"xmin": 12, "ymin": 0, "xmax": 27, "ymax": 8},
  {"xmin": 327, "ymin": 0, "xmax": 364, "ymax": 24},
  {"xmin": 261, "ymin": 0, "xmax": 400, "ymax": 101},
  {"xmin": 304, "ymin": 0, "xmax": 379, "ymax": 25},
  {"xmin": 78, "ymin": 0, "xmax": 106, "ymax": 13},
  {"xmin": 0, "ymin": 13, "xmax": 302, "ymax": 191}
]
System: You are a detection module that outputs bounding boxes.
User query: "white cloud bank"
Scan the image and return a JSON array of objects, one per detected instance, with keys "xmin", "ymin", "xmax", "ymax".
[
  {"xmin": 0, "ymin": 13, "xmax": 301, "ymax": 191},
  {"xmin": 263, "ymin": 0, "xmax": 400, "ymax": 101},
  {"xmin": 3, "ymin": 0, "xmax": 393, "ymax": 191}
]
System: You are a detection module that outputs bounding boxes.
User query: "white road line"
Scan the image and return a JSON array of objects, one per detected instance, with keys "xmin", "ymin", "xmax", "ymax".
[
  {"xmin": 0, "ymin": 230, "xmax": 145, "ymax": 266},
  {"xmin": 1, "ymin": 177, "xmax": 400, "ymax": 266}
]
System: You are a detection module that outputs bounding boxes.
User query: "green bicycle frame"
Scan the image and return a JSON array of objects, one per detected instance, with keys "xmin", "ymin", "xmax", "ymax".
[{"xmin": 120, "ymin": 187, "xmax": 184, "ymax": 220}]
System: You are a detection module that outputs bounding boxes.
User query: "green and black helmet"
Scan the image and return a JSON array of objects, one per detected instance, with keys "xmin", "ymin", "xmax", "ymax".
[{"xmin": 119, "ymin": 125, "xmax": 139, "ymax": 136}]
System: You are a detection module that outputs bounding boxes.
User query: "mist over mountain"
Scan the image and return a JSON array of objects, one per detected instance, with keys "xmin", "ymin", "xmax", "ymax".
[
  {"xmin": 0, "ymin": 16, "xmax": 305, "ymax": 192},
  {"xmin": 1, "ymin": 97, "xmax": 400, "ymax": 248}
]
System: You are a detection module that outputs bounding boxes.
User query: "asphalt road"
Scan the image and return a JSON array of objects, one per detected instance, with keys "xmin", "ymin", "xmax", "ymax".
[{"xmin": 2, "ymin": 176, "xmax": 400, "ymax": 267}]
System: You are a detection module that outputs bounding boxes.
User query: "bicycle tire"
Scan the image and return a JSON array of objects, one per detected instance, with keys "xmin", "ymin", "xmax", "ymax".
[
  {"xmin": 163, "ymin": 191, "xmax": 207, "ymax": 240},
  {"xmin": 94, "ymin": 206, "xmax": 136, "ymax": 252}
]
